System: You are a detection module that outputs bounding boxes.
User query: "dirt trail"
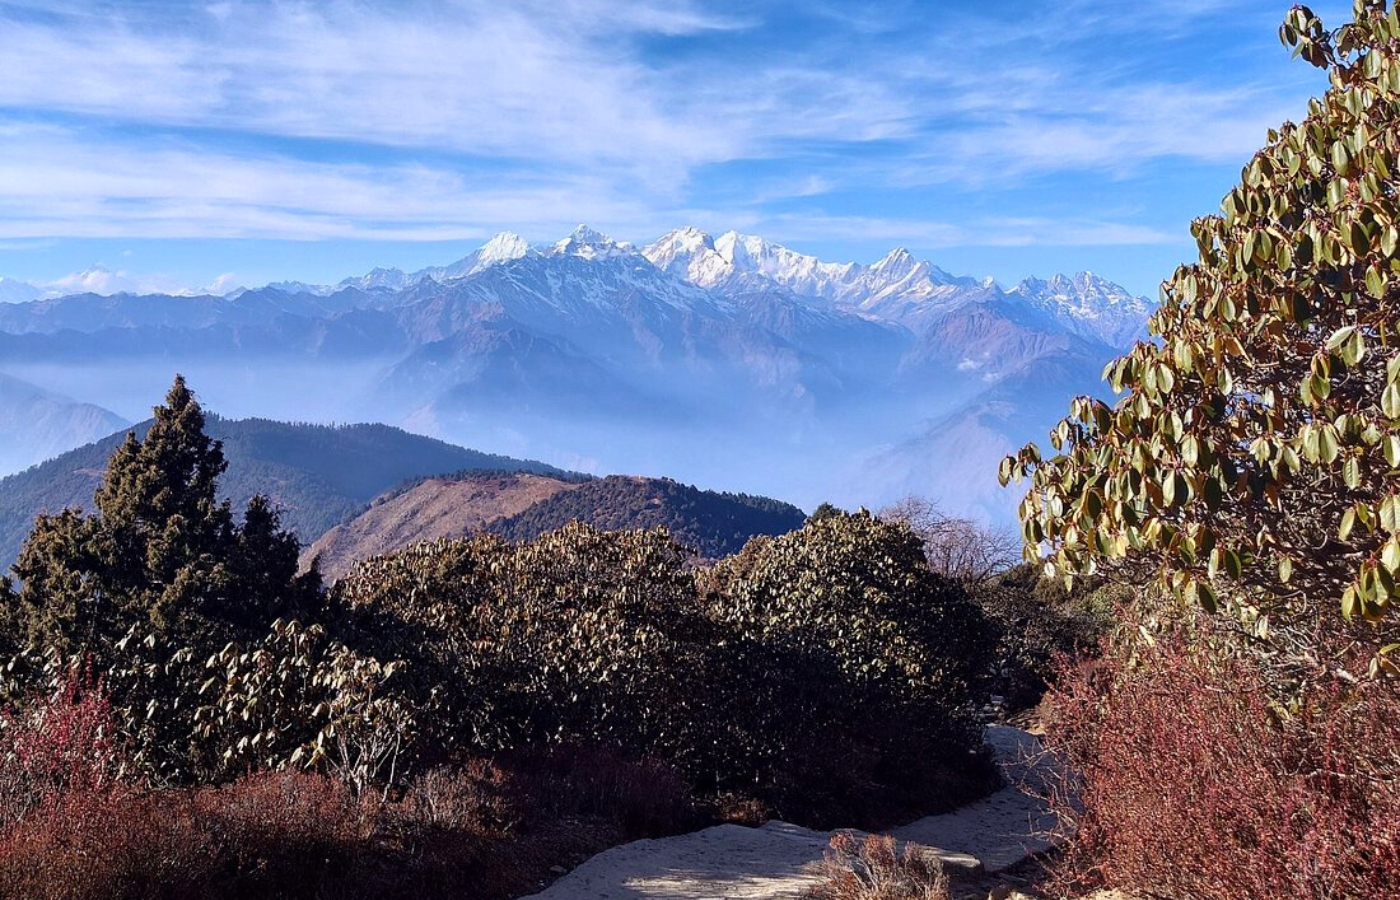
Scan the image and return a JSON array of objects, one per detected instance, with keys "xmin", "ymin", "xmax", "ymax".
[{"xmin": 519, "ymin": 725, "xmax": 1062, "ymax": 900}]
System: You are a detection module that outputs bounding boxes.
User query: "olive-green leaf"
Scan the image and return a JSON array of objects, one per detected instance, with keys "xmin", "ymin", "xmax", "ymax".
[
  {"xmin": 1383, "ymin": 538, "xmax": 1400, "ymax": 573},
  {"xmin": 1385, "ymin": 435, "xmax": 1400, "ymax": 467},
  {"xmin": 1368, "ymin": 264, "xmax": 1388, "ymax": 299},
  {"xmin": 1384, "ymin": 385, "xmax": 1400, "ymax": 418},
  {"xmin": 1340, "ymin": 505, "xmax": 1358, "ymax": 541}
]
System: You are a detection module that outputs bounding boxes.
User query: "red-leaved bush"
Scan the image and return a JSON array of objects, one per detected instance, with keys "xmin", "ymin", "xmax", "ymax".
[
  {"xmin": 0, "ymin": 666, "xmax": 130, "ymax": 829},
  {"xmin": 0, "ymin": 770, "xmax": 368, "ymax": 900},
  {"xmin": 1044, "ymin": 625, "xmax": 1400, "ymax": 900},
  {"xmin": 0, "ymin": 747, "xmax": 699, "ymax": 900}
]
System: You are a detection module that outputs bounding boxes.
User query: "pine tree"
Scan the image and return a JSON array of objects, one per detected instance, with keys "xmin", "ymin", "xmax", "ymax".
[{"xmin": 6, "ymin": 376, "xmax": 319, "ymax": 651}]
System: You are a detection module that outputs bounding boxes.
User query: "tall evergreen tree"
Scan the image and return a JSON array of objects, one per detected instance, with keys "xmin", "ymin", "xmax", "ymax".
[{"xmin": 5, "ymin": 376, "xmax": 319, "ymax": 652}]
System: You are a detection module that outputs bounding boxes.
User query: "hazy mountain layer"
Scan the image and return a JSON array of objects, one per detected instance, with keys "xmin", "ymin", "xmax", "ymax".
[
  {"xmin": 0, "ymin": 373, "xmax": 130, "ymax": 475},
  {"xmin": 0, "ymin": 226, "xmax": 1151, "ymax": 523}
]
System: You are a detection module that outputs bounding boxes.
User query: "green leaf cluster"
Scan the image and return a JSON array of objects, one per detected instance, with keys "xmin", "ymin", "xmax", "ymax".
[{"xmin": 1003, "ymin": 2, "xmax": 1400, "ymax": 640}]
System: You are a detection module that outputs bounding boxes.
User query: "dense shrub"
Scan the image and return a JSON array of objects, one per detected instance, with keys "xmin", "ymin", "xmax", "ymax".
[
  {"xmin": 332, "ymin": 513, "xmax": 1000, "ymax": 829},
  {"xmin": 969, "ymin": 564, "xmax": 1114, "ymax": 711},
  {"xmin": 333, "ymin": 524, "xmax": 704, "ymax": 763},
  {"xmin": 700, "ymin": 511, "xmax": 999, "ymax": 826},
  {"xmin": 0, "ymin": 667, "xmax": 130, "ymax": 829},
  {"xmin": 1045, "ymin": 621, "xmax": 1400, "ymax": 900},
  {"xmin": 194, "ymin": 618, "xmax": 416, "ymax": 795}
]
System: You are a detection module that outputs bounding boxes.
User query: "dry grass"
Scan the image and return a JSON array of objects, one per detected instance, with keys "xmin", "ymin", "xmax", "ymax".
[
  {"xmin": 803, "ymin": 833, "xmax": 951, "ymax": 900},
  {"xmin": 305, "ymin": 471, "xmax": 580, "ymax": 577}
]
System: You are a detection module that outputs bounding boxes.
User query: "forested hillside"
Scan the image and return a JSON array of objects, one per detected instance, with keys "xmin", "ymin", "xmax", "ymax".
[
  {"xmin": 485, "ymin": 474, "xmax": 808, "ymax": 560},
  {"xmin": 0, "ymin": 415, "xmax": 561, "ymax": 570}
]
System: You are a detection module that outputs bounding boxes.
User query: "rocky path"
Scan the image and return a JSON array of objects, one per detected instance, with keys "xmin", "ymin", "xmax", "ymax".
[{"xmin": 519, "ymin": 725, "xmax": 1063, "ymax": 900}]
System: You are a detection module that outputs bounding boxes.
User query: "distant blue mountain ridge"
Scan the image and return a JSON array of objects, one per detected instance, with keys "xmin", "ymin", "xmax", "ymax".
[{"xmin": 0, "ymin": 226, "xmax": 1154, "ymax": 522}]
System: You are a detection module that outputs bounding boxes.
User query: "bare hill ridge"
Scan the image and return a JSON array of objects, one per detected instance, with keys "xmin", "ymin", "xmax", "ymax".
[
  {"xmin": 305, "ymin": 472, "xmax": 809, "ymax": 579},
  {"xmin": 305, "ymin": 471, "xmax": 584, "ymax": 579}
]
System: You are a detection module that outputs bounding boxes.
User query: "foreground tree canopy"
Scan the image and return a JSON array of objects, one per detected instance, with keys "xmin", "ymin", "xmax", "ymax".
[
  {"xmin": 4, "ymin": 376, "xmax": 317, "ymax": 652},
  {"xmin": 1003, "ymin": 2, "xmax": 1400, "ymax": 643},
  {"xmin": 0, "ymin": 377, "xmax": 1008, "ymax": 816}
]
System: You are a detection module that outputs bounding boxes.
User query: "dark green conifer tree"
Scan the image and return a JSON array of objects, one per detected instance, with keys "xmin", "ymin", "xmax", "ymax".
[{"xmin": 6, "ymin": 376, "xmax": 319, "ymax": 652}]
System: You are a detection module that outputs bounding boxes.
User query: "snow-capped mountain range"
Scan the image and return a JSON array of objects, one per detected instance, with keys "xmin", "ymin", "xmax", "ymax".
[
  {"xmin": 240, "ymin": 225, "xmax": 1149, "ymax": 349},
  {"xmin": 0, "ymin": 226, "xmax": 1154, "ymax": 521}
]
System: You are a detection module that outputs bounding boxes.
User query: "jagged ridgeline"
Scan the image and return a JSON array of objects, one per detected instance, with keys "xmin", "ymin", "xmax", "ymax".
[{"xmin": 0, "ymin": 416, "xmax": 563, "ymax": 572}]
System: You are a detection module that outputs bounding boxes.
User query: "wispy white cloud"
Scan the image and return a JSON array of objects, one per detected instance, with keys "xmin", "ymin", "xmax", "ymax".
[
  {"xmin": 39, "ymin": 265, "xmax": 197, "ymax": 296},
  {"xmin": 0, "ymin": 0, "xmax": 1347, "ymax": 264},
  {"xmin": 0, "ymin": 0, "xmax": 762, "ymax": 180},
  {"xmin": 0, "ymin": 123, "xmax": 667, "ymax": 241}
]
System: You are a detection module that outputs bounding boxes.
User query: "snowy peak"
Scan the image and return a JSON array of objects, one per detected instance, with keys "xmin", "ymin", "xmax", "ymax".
[
  {"xmin": 433, "ymin": 231, "xmax": 536, "ymax": 280},
  {"xmin": 476, "ymin": 231, "xmax": 532, "ymax": 267},
  {"xmin": 872, "ymin": 248, "xmax": 917, "ymax": 278},
  {"xmin": 340, "ymin": 266, "xmax": 416, "ymax": 292},
  {"xmin": 643, "ymin": 228, "xmax": 991, "ymax": 328},
  {"xmin": 644, "ymin": 228, "xmax": 861, "ymax": 299},
  {"xmin": 265, "ymin": 280, "xmax": 335, "ymax": 297},
  {"xmin": 713, "ymin": 230, "xmax": 858, "ymax": 297},
  {"xmin": 1009, "ymin": 271, "xmax": 1152, "ymax": 347},
  {"xmin": 644, "ymin": 227, "xmax": 715, "ymax": 268},
  {"xmin": 869, "ymin": 248, "xmax": 968, "ymax": 288},
  {"xmin": 551, "ymin": 225, "xmax": 634, "ymax": 261},
  {"xmin": 341, "ymin": 232, "xmax": 534, "ymax": 290},
  {"xmin": 643, "ymin": 227, "xmax": 734, "ymax": 287}
]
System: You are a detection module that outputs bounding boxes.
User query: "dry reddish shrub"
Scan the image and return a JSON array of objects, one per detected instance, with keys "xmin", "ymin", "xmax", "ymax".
[
  {"xmin": 0, "ymin": 666, "xmax": 131, "ymax": 830},
  {"xmin": 191, "ymin": 768, "xmax": 368, "ymax": 892},
  {"xmin": 0, "ymin": 770, "xmax": 370, "ymax": 900},
  {"xmin": 802, "ymin": 832, "xmax": 951, "ymax": 900},
  {"xmin": 1044, "ymin": 626, "xmax": 1400, "ymax": 900},
  {"xmin": 400, "ymin": 759, "xmax": 521, "ymax": 833},
  {"xmin": 0, "ymin": 749, "xmax": 699, "ymax": 900}
]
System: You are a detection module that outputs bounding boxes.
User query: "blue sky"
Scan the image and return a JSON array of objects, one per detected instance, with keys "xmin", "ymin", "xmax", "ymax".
[{"xmin": 0, "ymin": 0, "xmax": 1354, "ymax": 298}]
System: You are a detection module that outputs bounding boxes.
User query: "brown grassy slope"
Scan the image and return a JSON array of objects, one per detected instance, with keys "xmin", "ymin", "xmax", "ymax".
[{"xmin": 303, "ymin": 472, "xmax": 581, "ymax": 579}]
